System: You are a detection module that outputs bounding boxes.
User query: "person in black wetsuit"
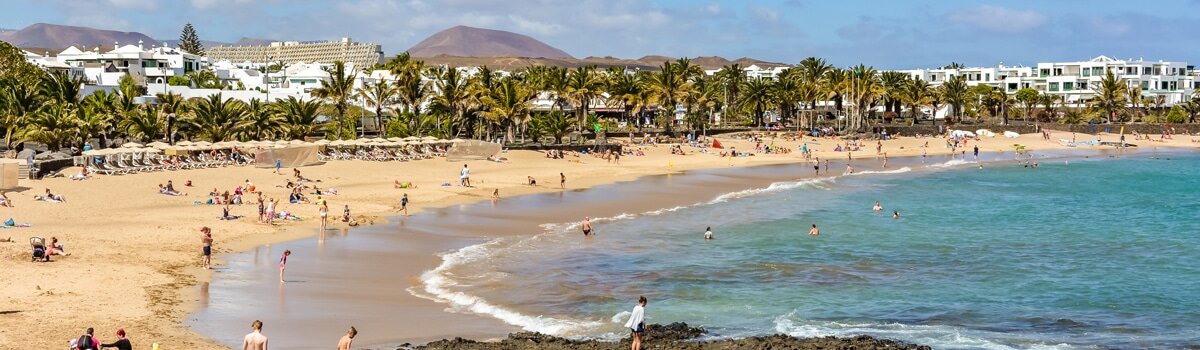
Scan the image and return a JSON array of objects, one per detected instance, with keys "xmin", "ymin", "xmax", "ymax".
[{"xmin": 100, "ymin": 328, "xmax": 131, "ymax": 350}]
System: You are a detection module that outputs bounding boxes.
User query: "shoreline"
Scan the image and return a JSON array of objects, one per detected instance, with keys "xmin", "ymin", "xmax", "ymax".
[
  {"xmin": 189, "ymin": 145, "xmax": 1191, "ymax": 349},
  {"xmin": 1, "ymin": 131, "xmax": 1197, "ymax": 348}
]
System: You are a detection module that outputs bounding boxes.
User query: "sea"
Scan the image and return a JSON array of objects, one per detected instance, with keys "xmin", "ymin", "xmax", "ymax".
[{"xmin": 422, "ymin": 152, "xmax": 1200, "ymax": 349}]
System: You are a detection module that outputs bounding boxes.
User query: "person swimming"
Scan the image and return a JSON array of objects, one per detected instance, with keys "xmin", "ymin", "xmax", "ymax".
[
  {"xmin": 582, "ymin": 217, "xmax": 592, "ymax": 236},
  {"xmin": 893, "ymin": 211, "xmax": 901, "ymax": 219},
  {"xmin": 872, "ymin": 201, "xmax": 882, "ymax": 212},
  {"xmin": 704, "ymin": 226, "xmax": 713, "ymax": 240},
  {"xmin": 809, "ymin": 224, "xmax": 819, "ymax": 236}
]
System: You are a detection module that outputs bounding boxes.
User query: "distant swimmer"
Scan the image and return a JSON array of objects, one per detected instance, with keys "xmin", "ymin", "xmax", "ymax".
[
  {"xmin": 872, "ymin": 201, "xmax": 883, "ymax": 212},
  {"xmin": 893, "ymin": 211, "xmax": 901, "ymax": 219},
  {"xmin": 582, "ymin": 217, "xmax": 593, "ymax": 236},
  {"xmin": 973, "ymin": 145, "xmax": 979, "ymax": 160},
  {"xmin": 704, "ymin": 226, "xmax": 714, "ymax": 240},
  {"xmin": 809, "ymin": 224, "xmax": 819, "ymax": 236},
  {"xmin": 845, "ymin": 164, "xmax": 855, "ymax": 175}
]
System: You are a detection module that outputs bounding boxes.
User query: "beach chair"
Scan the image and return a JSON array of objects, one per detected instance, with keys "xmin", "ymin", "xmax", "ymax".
[
  {"xmin": 87, "ymin": 165, "xmax": 118, "ymax": 176},
  {"xmin": 31, "ymin": 237, "xmax": 48, "ymax": 262},
  {"xmin": 99, "ymin": 160, "xmax": 129, "ymax": 175}
]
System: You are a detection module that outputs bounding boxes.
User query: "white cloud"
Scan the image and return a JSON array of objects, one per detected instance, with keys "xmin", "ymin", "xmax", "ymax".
[{"xmin": 945, "ymin": 5, "xmax": 1046, "ymax": 33}]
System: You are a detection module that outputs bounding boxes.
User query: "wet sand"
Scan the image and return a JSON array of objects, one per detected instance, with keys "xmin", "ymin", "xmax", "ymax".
[{"xmin": 188, "ymin": 152, "xmax": 1025, "ymax": 349}]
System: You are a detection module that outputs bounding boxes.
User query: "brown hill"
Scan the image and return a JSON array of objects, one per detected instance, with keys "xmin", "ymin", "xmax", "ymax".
[
  {"xmin": 408, "ymin": 26, "xmax": 573, "ymax": 59},
  {"xmin": 0, "ymin": 23, "xmax": 157, "ymax": 49},
  {"xmin": 413, "ymin": 55, "xmax": 790, "ymax": 72}
]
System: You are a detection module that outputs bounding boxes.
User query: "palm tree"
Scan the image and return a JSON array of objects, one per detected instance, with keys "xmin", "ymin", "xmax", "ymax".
[
  {"xmin": 1037, "ymin": 93, "xmax": 1062, "ymax": 122},
  {"xmin": 119, "ymin": 107, "xmax": 165, "ymax": 142},
  {"xmin": 738, "ymin": 77, "xmax": 774, "ymax": 127},
  {"xmin": 80, "ymin": 90, "xmax": 117, "ymax": 149},
  {"xmin": 565, "ymin": 66, "xmax": 604, "ymax": 132},
  {"xmin": 359, "ymin": 79, "xmax": 398, "ymax": 133},
  {"xmin": 21, "ymin": 102, "xmax": 80, "ymax": 151},
  {"xmin": 535, "ymin": 111, "xmax": 573, "ymax": 144},
  {"xmin": 1127, "ymin": 86, "xmax": 1143, "ymax": 122},
  {"xmin": 41, "ymin": 70, "xmax": 84, "ymax": 105},
  {"xmin": 940, "ymin": 75, "xmax": 969, "ymax": 124},
  {"xmin": 715, "ymin": 64, "xmax": 746, "ymax": 124},
  {"xmin": 156, "ymin": 92, "xmax": 184, "ymax": 143},
  {"xmin": 274, "ymin": 96, "xmax": 323, "ymax": 140},
  {"xmin": 798, "ymin": 57, "xmax": 832, "ymax": 123},
  {"xmin": 901, "ymin": 79, "xmax": 932, "ymax": 124},
  {"xmin": 309, "ymin": 61, "xmax": 357, "ymax": 139},
  {"xmin": 1091, "ymin": 69, "xmax": 1128, "ymax": 123},
  {"xmin": 480, "ymin": 76, "xmax": 535, "ymax": 143},
  {"xmin": 771, "ymin": 69, "xmax": 803, "ymax": 128},
  {"xmin": 186, "ymin": 93, "xmax": 247, "ymax": 141},
  {"xmin": 821, "ymin": 68, "xmax": 848, "ymax": 120},
  {"xmin": 0, "ymin": 79, "xmax": 42, "ymax": 147},
  {"xmin": 844, "ymin": 65, "xmax": 882, "ymax": 131},
  {"xmin": 879, "ymin": 71, "xmax": 909, "ymax": 118},
  {"xmin": 648, "ymin": 61, "xmax": 690, "ymax": 129},
  {"xmin": 238, "ymin": 98, "xmax": 282, "ymax": 140},
  {"xmin": 428, "ymin": 66, "xmax": 471, "ymax": 137},
  {"xmin": 606, "ymin": 71, "xmax": 644, "ymax": 127}
]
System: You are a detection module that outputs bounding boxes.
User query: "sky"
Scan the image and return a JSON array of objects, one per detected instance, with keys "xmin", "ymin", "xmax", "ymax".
[{"xmin": 3, "ymin": 0, "xmax": 1200, "ymax": 69}]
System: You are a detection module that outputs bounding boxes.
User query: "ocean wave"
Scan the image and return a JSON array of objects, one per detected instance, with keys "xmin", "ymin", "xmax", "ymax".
[
  {"xmin": 709, "ymin": 177, "xmax": 836, "ymax": 204},
  {"xmin": 848, "ymin": 166, "xmax": 912, "ymax": 176},
  {"xmin": 928, "ymin": 159, "xmax": 977, "ymax": 168},
  {"xmin": 417, "ymin": 239, "xmax": 605, "ymax": 335},
  {"xmin": 774, "ymin": 311, "xmax": 1080, "ymax": 350}
]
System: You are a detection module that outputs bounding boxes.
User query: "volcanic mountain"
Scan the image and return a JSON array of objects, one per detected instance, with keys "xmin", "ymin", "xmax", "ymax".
[
  {"xmin": 407, "ymin": 25, "xmax": 573, "ymax": 59},
  {"xmin": 0, "ymin": 23, "xmax": 157, "ymax": 49}
]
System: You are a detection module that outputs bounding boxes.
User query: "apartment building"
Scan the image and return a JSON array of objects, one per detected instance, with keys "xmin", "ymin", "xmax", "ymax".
[
  {"xmin": 208, "ymin": 38, "xmax": 383, "ymax": 68},
  {"xmin": 897, "ymin": 56, "xmax": 1196, "ymax": 106}
]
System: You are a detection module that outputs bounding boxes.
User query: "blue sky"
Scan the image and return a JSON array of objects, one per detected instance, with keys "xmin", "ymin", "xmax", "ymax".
[{"xmin": 3, "ymin": 0, "xmax": 1200, "ymax": 69}]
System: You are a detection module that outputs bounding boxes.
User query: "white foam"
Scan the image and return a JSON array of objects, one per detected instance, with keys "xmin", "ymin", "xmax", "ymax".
[
  {"xmin": 611, "ymin": 311, "xmax": 631, "ymax": 323},
  {"xmin": 848, "ymin": 166, "xmax": 912, "ymax": 176},
  {"xmin": 774, "ymin": 312, "xmax": 1083, "ymax": 350},
  {"xmin": 929, "ymin": 159, "xmax": 977, "ymax": 168},
  {"xmin": 417, "ymin": 239, "xmax": 604, "ymax": 335},
  {"xmin": 710, "ymin": 177, "xmax": 836, "ymax": 204}
]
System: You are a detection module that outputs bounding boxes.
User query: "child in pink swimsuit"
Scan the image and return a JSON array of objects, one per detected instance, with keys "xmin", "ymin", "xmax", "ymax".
[{"xmin": 279, "ymin": 250, "xmax": 291, "ymax": 283}]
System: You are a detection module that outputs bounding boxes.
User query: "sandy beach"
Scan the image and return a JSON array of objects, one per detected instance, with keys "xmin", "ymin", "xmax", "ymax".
[{"xmin": 1, "ymin": 130, "xmax": 1196, "ymax": 348}]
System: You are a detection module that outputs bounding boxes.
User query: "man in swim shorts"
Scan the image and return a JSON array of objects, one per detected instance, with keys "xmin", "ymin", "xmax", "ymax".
[
  {"xmin": 201, "ymin": 227, "xmax": 213, "ymax": 269},
  {"xmin": 582, "ymin": 217, "xmax": 592, "ymax": 236}
]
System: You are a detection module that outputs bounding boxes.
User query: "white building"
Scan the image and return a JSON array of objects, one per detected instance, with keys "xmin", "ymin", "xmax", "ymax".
[
  {"xmin": 44, "ymin": 42, "xmax": 206, "ymax": 86},
  {"xmin": 896, "ymin": 56, "xmax": 1196, "ymax": 106},
  {"xmin": 208, "ymin": 38, "xmax": 383, "ymax": 69}
]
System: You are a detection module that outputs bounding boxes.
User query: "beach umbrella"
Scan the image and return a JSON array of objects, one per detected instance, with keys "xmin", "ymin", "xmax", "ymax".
[
  {"xmin": 314, "ymin": 139, "xmax": 331, "ymax": 145},
  {"xmin": 387, "ymin": 137, "xmax": 404, "ymax": 142},
  {"xmin": 330, "ymin": 139, "xmax": 348, "ymax": 146},
  {"xmin": 121, "ymin": 142, "xmax": 144, "ymax": 148},
  {"xmin": 451, "ymin": 138, "xmax": 467, "ymax": 143},
  {"xmin": 421, "ymin": 136, "xmax": 438, "ymax": 141},
  {"xmin": 289, "ymin": 139, "xmax": 307, "ymax": 145},
  {"xmin": 193, "ymin": 141, "xmax": 213, "ymax": 147},
  {"xmin": 140, "ymin": 148, "xmax": 163, "ymax": 154},
  {"xmin": 82, "ymin": 149, "xmax": 106, "ymax": 156},
  {"xmin": 176, "ymin": 141, "xmax": 194, "ymax": 146},
  {"xmin": 403, "ymin": 136, "xmax": 420, "ymax": 141},
  {"xmin": 147, "ymin": 142, "xmax": 170, "ymax": 149}
]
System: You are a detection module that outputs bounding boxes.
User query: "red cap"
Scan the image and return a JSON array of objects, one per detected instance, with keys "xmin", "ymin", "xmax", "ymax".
[{"xmin": 116, "ymin": 329, "xmax": 125, "ymax": 337}]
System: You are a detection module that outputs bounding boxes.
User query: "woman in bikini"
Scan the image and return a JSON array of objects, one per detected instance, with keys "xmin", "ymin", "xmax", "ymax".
[{"xmin": 319, "ymin": 203, "xmax": 329, "ymax": 230}]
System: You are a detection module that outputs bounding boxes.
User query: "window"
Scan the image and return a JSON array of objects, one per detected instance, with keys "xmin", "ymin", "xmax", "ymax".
[
  {"xmin": 1040, "ymin": 69, "xmax": 1049, "ymax": 77},
  {"xmin": 1008, "ymin": 83, "xmax": 1018, "ymax": 91},
  {"xmin": 985, "ymin": 73, "xmax": 990, "ymax": 81},
  {"xmin": 1082, "ymin": 68, "xmax": 1091, "ymax": 77},
  {"xmin": 1049, "ymin": 82, "xmax": 1059, "ymax": 92},
  {"xmin": 1063, "ymin": 82, "xmax": 1073, "ymax": 91},
  {"xmin": 1143, "ymin": 67, "xmax": 1151, "ymax": 75}
]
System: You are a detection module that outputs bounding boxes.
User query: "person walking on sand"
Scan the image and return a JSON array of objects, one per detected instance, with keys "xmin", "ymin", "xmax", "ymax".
[
  {"xmin": 201, "ymin": 227, "xmax": 213, "ymax": 269},
  {"xmin": 274, "ymin": 159, "xmax": 282, "ymax": 174},
  {"xmin": 460, "ymin": 164, "xmax": 471, "ymax": 187},
  {"xmin": 264, "ymin": 198, "xmax": 276, "ymax": 225},
  {"xmin": 337, "ymin": 326, "xmax": 357, "ymax": 350},
  {"xmin": 704, "ymin": 226, "xmax": 714, "ymax": 240},
  {"xmin": 400, "ymin": 193, "xmax": 409, "ymax": 216},
  {"xmin": 582, "ymin": 217, "xmax": 593, "ymax": 236},
  {"xmin": 809, "ymin": 224, "xmax": 820, "ymax": 236},
  {"xmin": 279, "ymin": 250, "xmax": 291, "ymax": 283},
  {"xmin": 560, "ymin": 172, "xmax": 566, "ymax": 189},
  {"xmin": 623, "ymin": 296, "xmax": 647, "ymax": 350},
  {"xmin": 319, "ymin": 203, "xmax": 329, "ymax": 230},
  {"xmin": 243, "ymin": 320, "xmax": 268, "ymax": 350}
]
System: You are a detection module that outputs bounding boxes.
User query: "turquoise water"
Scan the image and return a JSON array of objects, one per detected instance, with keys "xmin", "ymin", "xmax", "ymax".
[{"xmin": 428, "ymin": 153, "xmax": 1200, "ymax": 349}]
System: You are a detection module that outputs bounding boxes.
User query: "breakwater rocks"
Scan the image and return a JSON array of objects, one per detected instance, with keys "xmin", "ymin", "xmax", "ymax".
[{"xmin": 405, "ymin": 323, "xmax": 931, "ymax": 350}]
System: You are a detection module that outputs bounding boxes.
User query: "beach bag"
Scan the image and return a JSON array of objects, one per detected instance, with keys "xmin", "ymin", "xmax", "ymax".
[
  {"xmin": 4, "ymin": 218, "xmax": 13, "ymax": 226},
  {"xmin": 77, "ymin": 335, "xmax": 95, "ymax": 350}
]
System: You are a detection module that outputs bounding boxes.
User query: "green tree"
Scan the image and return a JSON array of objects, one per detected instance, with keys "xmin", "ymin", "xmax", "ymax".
[
  {"xmin": 0, "ymin": 78, "xmax": 41, "ymax": 147},
  {"xmin": 274, "ymin": 96, "xmax": 323, "ymax": 140},
  {"xmin": 1015, "ymin": 88, "xmax": 1039, "ymax": 122},
  {"xmin": 535, "ymin": 111, "xmax": 573, "ymax": 144},
  {"xmin": 480, "ymin": 76, "xmax": 535, "ymax": 143},
  {"xmin": 20, "ymin": 102, "xmax": 80, "ymax": 151},
  {"xmin": 738, "ymin": 77, "xmax": 774, "ymax": 127},
  {"xmin": 359, "ymin": 79, "xmax": 398, "ymax": 133},
  {"xmin": 238, "ymin": 98, "xmax": 282, "ymax": 140},
  {"xmin": 565, "ymin": 66, "xmax": 605, "ymax": 132},
  {"xmin": 1090, "ymin": 69, "xmax": 1128, "ymax": 123},
  {"xmin": 186, "ymin": 93, "xmax": 247, "ymax": 141},
  {"xmin": 309, "ymin": 61, "xmax": 357, "ymax": 139},
  {"xmin": 940, "ymin": 75, "xmax": 969, "ymax": 124},
  {"xmin": 901, "ymin": 79, "xmax": 932, "ymax": 123},
  {"xmin": 179, "ymin": 23, "xmax": 205, "ymax": 56},
  {"xmin": 119, "ymin": 107, "xmax": 165, "ymax": 142},
  {"xmin": 427, "ymin": 66, "xmax": 471, "ymax": 138}
]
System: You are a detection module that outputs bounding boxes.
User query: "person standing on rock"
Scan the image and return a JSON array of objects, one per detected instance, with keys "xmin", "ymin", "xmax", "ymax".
[{"xmin": 623, "ymin": 296, "xmax": 647, "ymax": 350}]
